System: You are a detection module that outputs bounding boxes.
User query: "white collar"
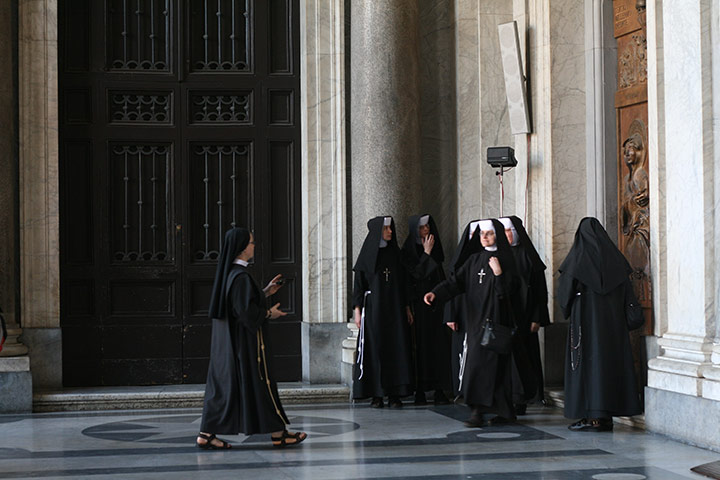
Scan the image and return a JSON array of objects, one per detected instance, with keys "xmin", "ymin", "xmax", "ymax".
[{"xmin": 233, "ymin": 259, "xmax": 249, "ymax": 267}]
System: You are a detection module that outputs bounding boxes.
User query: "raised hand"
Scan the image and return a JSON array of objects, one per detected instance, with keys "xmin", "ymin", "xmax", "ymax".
[
  {"xmin": 422, "ymin": 234, "xmax": 435, "ymax": 255},
  {"xmin": 488, "ymin": 256, "xmax": 502, "ymax": 276},
  {"xmin": 264, "ymin": 274, "xmax": 284, "ymax": 297},
  {"xmin": 423, "ymin": 292, "xmax": 436, "ymax": 305}
]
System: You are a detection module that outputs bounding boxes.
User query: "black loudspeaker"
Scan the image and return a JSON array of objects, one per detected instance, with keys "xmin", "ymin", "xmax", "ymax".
[{"xmin": 487, "ymin": 147, "xmax": 517, "ymax": 168}]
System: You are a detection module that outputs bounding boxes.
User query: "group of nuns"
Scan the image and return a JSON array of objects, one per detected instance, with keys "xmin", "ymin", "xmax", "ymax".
[
  {"xmin": 193, "ymin": 216, "xmax": 643, "ymax": 450},
  {"xmin": 353, "ymin": 214, "xmax": 644, "ymax": 431}
]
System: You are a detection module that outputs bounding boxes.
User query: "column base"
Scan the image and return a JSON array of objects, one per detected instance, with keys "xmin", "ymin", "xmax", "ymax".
[
  {"xmin": 0, "ymin": 325, "xmax": 29, "ymax": 357},
  {"xmin": 645, "ymin": 386, "xmax": 720, "ymax": 453},
  {"xmin": 21, "ymin": 327, "xmax": 62, "ymax": 389},
  {"xmin": 301, "ymin": 322, "xmax": 350, "ymax": 384},
  {"xmin": 0, "ymin": 357, "xmax": 32, "ymax": 413}
]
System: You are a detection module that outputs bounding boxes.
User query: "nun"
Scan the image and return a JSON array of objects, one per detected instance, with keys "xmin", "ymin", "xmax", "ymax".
[
  {"xmin": 401, "ymin": 214, "xmax": 451, "ymax": 405},
  {"xmin": 197, "ymin": 228, "xmax": 307, "ymax": 449},
  {"xmin": 425, "ymin": 219, "xmax": 518, "ymax": 426},
  {"xmin": 558, "ymin": 217, "xmax": 643, "ymax": 432},
  {"xmin": 499, "ymin": 216, "xmax": 550, "ymax": 414},
  {"xmin": 353, "ymin": 216, "xmax": 414, "ymax": 408}
]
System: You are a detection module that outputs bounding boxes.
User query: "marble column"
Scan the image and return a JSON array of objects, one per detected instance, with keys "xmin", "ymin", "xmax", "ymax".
[
  {"xmin": 645, "ymin": 0, "xmax": 720, "ymax": 451},
  {"xmin": 17, "ymin": 0, "xmax": 61, "ymax": 390},
  {"xmin": 0, "ymin": 0, "xmax": 32, "ymax": 413},
  {"xmin": 350, "ymin": 0, "xmax": 422, "ymax": 254},
  {"xmin": 300, "ymin": 0, "xmax": 349, "ymax": 383}
]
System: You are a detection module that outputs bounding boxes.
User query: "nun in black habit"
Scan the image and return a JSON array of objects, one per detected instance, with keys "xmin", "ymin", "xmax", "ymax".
[
  {"xmin": 444, "ymin": 219, "xmax": 483, "ymax": 397},
  {"xmin": 353, "ymin": 216, "xmax": 414, "ymax": 408},
  {"xmin": 425, "ymin": 219, "xmax": 519, "ymax": 426},
  {"xmin": 197, "ymin": 228, "xmax": 307, "ymax": 449},
  {"xmin": 558, "ymin": 217, "xmax": 643, "ymax": 432},
  {"xmin": 401, "ymin": 214, "xmax": 451, "ymax": 405},
  {"xmin": 499, "ymin": 216, "xmax": 550, "ymax": 413}
]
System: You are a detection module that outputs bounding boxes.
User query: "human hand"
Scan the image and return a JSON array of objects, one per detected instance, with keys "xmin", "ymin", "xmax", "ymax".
[
  {"xmin": 488, "ymin": 257, "xmax": 502, "ymax": 275},
  {"xmin": 354, "ymin": 307, "xmax": 361, "ymax": 328},
  {"xmin": 422, "ymin": 234, "xmax": 435, "ymax": 255},
  {"xmin": 530, "ymin": 322, "xmax": 540, "ymax": 333},
  {"xmin": 446, "ymin": 322, "xmax": 458, "ymax": 331},
  {"xmin": 406, "ymin": 306, "xmax": 414, "ymax": 325},
  {"xmin": 264, "ymin": 274, "xmax": 284, "ymax": 297},
  {"xmin": 423, "ymin": 292, "xmax": 436, "ymax": 305},
  {"xmin": 268, "ymin": 302, "xmax": 287, "ymax": 319}
]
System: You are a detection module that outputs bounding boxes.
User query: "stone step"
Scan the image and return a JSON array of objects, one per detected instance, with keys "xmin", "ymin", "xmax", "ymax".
[
  {"xmin": 545, "ymin": 387, "xmax": 646, "ymax": 430},
  {"xmin": 33, "ymin": 383, "xmax": 350, "ymax": 412}
]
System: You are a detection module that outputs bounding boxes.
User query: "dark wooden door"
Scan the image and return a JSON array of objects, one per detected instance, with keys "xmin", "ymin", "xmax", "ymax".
[{"xmin": 59, "ymin": 0, "xmax": 302, "ymax": 386}]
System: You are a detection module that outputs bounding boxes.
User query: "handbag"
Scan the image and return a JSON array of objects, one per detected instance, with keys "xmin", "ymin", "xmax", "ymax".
[
  {"xmin": 479, "ymin": 318, "xmax": 516, "ymax": 354},
  {"xmin": 626, "ymin": 301, "xmax": 644, "ymax": 330}
]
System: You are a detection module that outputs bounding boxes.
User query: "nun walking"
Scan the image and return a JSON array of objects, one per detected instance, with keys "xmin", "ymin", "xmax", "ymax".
[
  {"xmin": 197, "ymin": 227, "xmax": 307, "ymax": 449},
  {"xmin": 558, "ymin": 217, "xmax": 643, "ymax": 432},
  {"xmin": 353, "ymin": 216, "xmax": 414, "ymax": 408},
  {"xmin": 425, "ymin": 219, "xmax": 519, "ymax": 426}
]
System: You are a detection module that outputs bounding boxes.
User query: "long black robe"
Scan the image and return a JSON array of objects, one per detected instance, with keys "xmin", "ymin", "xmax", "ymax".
[
  {"xmin": 506, "ymin": 216, "xmax": 550, "ymax": 404},
  {"xmin": 432, "ymin": 219, "xmax": 518, "ymax": 418},
  {"xmin": 201, "ymin": 227, "xmax": 288, "ymax": 435},
  {"xmin": 558, "ymin": 217, "xmax": 642, "ymax": 419},
  {"xmin": 443, "ymin": 220, "xmax": 482, "ymax": 395},
  {"xmin": 432, "ymin": 251, "xmax": 517, "ymax": 417},
  {"xmin": 353, "ymin": 217, "xmax": 413, "ymax": 399},
  {"xmin": 402, "ymin": 214, "xmax": 451, "ymax": 393}
]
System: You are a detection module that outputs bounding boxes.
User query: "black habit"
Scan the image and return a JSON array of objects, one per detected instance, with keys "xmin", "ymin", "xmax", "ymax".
[
  {"xmin": 432, "ymin": 219, "xmax": 518, "ymax": 419},
  {"xmin": 201, "ymin": 228, "xmax": 289, "ymax": 434},
  {"xmin": 505, "ymin": 216, "xmax": 550, "ymax": 404},
  {"xmin": 558, "ymin": 217, "xmax": 642, "ymax": 420},
  {"xmin": 353, "ymin": 217, "xmax": 413, "ymax": 399},
  {"xmin": 443, "ymin": 220, "xmax": 483, "ymax": 396},
  {"xmin": 401, "ymin": 214, "xmax": 451, "ymax": 393}
]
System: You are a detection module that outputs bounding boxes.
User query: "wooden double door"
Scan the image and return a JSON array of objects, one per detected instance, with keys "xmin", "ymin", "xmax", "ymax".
[{"xmin": 59, "ymin": 0, "xmax": 302, "ymax": 385}]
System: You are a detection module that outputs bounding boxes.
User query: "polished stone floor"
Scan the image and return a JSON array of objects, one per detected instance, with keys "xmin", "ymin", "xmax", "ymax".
[{"xmin": 0, "ymin": 403, "xmax": 717, "ymax": 479}]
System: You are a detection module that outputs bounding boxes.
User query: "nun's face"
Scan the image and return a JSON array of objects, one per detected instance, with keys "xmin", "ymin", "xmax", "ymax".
[
  {"xmin": 504, "ymin": 228, "xmax": 514, "ymax": 245},
  {"xmin": 480, "ymin": 229, "xmax": 496, "ymax": 247},
  {"xmin": 382, "ymin": 225, "xmax": 393, "ymax": 241},
  {"xmin": 238, "ymin": 233, "xmax": 255, "ymax": 261},
  {"xmin": 418, "ymin": 224, "xmax": 430, "ymax": 239}
]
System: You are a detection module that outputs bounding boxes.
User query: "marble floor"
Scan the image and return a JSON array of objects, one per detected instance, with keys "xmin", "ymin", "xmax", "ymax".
[{"xmin": 0, "ymin": 402, "xmax": 717, "ymax": 479}]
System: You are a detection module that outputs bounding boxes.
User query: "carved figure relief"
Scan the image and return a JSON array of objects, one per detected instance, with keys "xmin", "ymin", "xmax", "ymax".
[
  {"xmin": 620, "ymin": 121, "xmax": 650, "ymax": 303},
  {"xmin": 619, "ymin": 33, "xmax": 647, "ymax": 89}
]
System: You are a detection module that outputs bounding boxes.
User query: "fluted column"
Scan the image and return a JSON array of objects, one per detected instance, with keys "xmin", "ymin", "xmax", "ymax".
[{"xmin": 350, "ymin": 0, "xmax": 421, "ymax": 255}]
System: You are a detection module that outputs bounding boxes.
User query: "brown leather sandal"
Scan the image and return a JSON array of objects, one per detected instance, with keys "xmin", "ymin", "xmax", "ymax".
[
  {"xmin": 196, "ymin": 433, "xmax": 232, "ymax": 450},
  {"xmin": 271, "ymin": 430, "xmax": 307, "ymax": 448}
]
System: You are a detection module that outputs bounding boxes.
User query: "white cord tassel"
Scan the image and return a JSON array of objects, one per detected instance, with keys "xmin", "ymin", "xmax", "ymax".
[
  {"xmin": 457, "ymin": 333, "xmax": 468, "ymax": 391},
  {"xmin": 356, "ymin": 290, "xmax": 371, "ymax": 379}
]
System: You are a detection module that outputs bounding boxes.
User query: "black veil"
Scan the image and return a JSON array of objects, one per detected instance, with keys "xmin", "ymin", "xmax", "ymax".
[
  {"xmin": 353, "ymin": 216, "xmax": 399, "ymax": 274},
  {"xmin": 208, "ymin": 227, "xmax": 251, "ymax": 319},
  {"xmin": 401, "ymin": 213, "xmax": 445, "ymax": 264}
]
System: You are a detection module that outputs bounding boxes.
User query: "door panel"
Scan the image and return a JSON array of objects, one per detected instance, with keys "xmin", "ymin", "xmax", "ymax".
[{"xmin": 60, "ymin": 0, "xmax": 302, "ymax": 386}]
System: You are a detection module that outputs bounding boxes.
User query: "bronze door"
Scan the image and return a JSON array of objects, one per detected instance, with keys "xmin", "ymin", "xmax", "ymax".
[{"xmin": 59, "ymin": 0, "xmax": 302, "ymax": 386}]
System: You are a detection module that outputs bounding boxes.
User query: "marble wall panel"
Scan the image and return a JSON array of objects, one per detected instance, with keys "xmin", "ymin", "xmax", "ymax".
[{"xmin": 455, "ymin": 0, "xmax": 513, "ymax": 230}]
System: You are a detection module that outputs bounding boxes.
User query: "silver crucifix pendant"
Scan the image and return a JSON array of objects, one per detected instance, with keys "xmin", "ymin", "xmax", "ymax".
[
  {"xmin": 383, "ymin": 268, "xmax": 391, "ymax": 282},
  {"xmin": 478, "ymin": 268, "xmax": 486, "ymax": 284}
]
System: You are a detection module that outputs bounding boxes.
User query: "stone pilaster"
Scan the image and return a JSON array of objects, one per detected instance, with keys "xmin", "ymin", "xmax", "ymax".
[
  {"xmin": 300, "ymin": 0, "xmax": 349, "ymax": 383},
  {"xmin": 350, "ymin": 0, "xmax": 422, "ymax": 252},
  {"xmin": 18, "ymin": 0, "xmax": 61, "ymax": 390},
  {"xmin": 644, "ymin": 0, "xmax": 720, "ymax": 451}
]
